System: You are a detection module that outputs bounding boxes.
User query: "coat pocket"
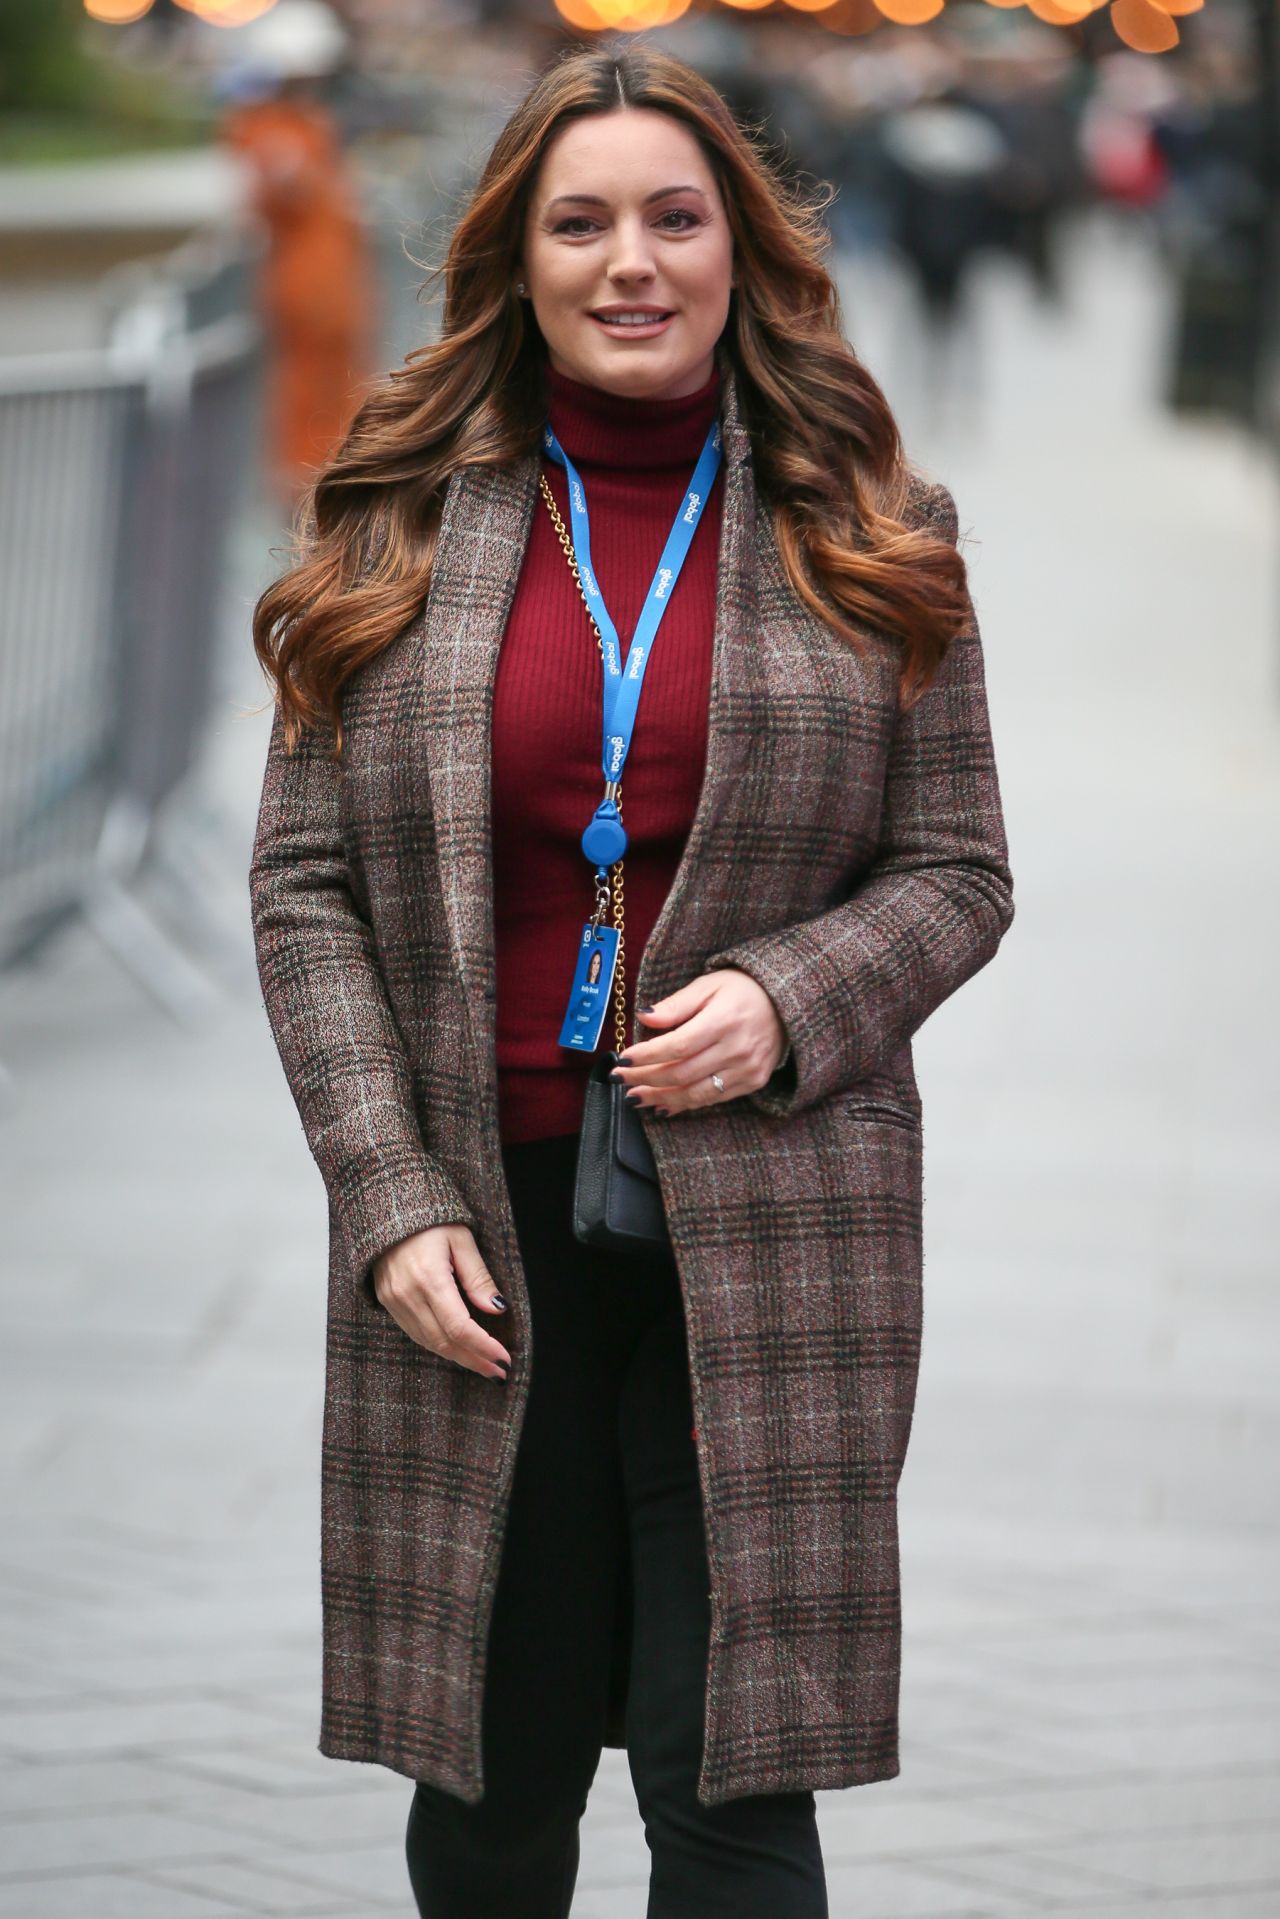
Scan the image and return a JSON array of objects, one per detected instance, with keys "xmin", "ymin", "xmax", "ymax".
[{"xmin": 827, "ymin": 1090, "xmax": 923, "ymax": 1132}]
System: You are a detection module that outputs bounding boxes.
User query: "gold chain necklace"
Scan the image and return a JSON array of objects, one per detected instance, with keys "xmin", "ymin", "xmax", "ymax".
[{"xmin": 539, "ymin": 470, "xmax": 629, "ymax": 1056}]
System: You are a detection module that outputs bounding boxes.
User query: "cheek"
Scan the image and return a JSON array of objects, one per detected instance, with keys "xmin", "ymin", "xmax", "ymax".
[
  {"xmin": 528, "ymin": 243, "xmax": 587, "ymax": 301},
  {"xmin": 684, "ymin": 239, "xmax": 734, "ymax": 305}
]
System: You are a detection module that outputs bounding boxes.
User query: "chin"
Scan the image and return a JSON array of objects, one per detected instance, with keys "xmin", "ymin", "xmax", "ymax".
[{"xmin": 579, "ymin": 347, "xmax": 708, "ymax": 391}]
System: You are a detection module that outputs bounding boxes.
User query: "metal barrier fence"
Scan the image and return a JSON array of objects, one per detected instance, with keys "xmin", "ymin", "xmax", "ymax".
[
  {"xmin": 0, "ymin": 362, "xmax": 139, "ymax": 976},
  {"xmin": 0, "ymin": 238, "xmax": 262, "ymax": 1027}
]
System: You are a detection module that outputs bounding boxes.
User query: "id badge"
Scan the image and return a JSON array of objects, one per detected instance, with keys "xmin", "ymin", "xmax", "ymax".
[{"xmin": 558, "ymin": 921, "xmax": 621, "ymax": 1052}]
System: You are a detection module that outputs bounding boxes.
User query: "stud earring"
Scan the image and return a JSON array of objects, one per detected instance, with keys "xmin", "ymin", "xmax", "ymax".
[{"xmin": 516, "ymin": 282, "xmax": 527, "ymax": 296}]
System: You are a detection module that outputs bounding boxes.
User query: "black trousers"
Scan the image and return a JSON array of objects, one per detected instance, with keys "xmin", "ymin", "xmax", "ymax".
[{"xmin": 405, "ymin": 1130, "xmax": 829, "ymax": 1919}]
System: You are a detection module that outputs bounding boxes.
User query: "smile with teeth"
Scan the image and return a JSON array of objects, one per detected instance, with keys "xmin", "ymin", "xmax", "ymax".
[{"xmin": 593, "ymin": 310, "xmax": 673, "ymax": 328}]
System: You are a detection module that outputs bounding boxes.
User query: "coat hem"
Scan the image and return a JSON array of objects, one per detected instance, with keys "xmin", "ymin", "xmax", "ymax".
[
  {"xmin": 697, "ymin": 1751, "xmax": 901, "ymax": 1806},
  {"xmin": 317, "ymin": 1730, "xmax": 484, "ymax": 1806},
  {"xmin": 317, "ymin": 1728, "xmax": 900, "ymax": 1810}
]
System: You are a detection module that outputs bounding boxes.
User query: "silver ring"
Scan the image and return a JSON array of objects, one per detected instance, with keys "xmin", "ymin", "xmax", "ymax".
[{"xmin": 710, "ymin": 1072, "xmax": 725, "ymax": 1094}]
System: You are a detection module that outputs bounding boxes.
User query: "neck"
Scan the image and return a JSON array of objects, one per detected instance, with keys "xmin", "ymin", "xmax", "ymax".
[{"xmin": 542, "ymin": 358, "xmax": 722, "ymax": 472}]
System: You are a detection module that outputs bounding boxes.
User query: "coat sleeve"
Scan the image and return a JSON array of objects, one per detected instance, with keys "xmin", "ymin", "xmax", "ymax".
[
  {"xmin": 706, "ymin": 479, "xmax": 1015, "ymax": 1119},
  {"xmin": 248, "ymin": 701, "xmax": 477, "ymax": 1310}
]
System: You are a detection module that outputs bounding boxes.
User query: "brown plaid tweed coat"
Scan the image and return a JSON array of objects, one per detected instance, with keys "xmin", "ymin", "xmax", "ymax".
[{"xmin": 248, "ymin": 359, "xmax": 1014, "ymax": 1809}]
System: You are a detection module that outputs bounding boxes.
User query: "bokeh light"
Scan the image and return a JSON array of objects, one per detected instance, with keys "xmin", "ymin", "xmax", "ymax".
[
  {"xmin": 554, "ymin": 0, "xmax": 693, "ymax": 27},
  {"xmin": 190, "ymin": 0, "xmax": 280, "ymax": 23},
  {"xmin": 76, "ymin": 0, "xmax": 1221, "ymax": 48},
  {"xmin": 873, "ymin": 0, "xmax": 947, "ymax": 23},
  {"xmin": 1111, "ymin": 0, "xmax": 1181, "ymax": 47},
  {"xmin": 84, "ymin": 0, "xmax": 155, "ymax": 20}
]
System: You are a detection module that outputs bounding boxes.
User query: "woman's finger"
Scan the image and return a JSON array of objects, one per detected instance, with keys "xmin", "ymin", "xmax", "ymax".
[
  {"xmin": 449, "ymin": 1227, "xmax": 509, "ymax": 1317},
  {"xmin": 627, "ymin": 1034, "xmax": 741, "ymax": 1107},
  {"xmin": 376, "ymin": 1252, "xmax": 511, "ymax": 1378},
  {"xmin": 419, "ymin": 1269, "xmax": 512, "ymax": 1374},
  {"xmin": 614, "ymin": 1004, "xmax": 726, "ymax": 1086}
]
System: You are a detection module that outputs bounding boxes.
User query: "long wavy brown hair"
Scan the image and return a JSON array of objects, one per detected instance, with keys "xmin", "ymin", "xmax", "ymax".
[{"xmin": 252, "ymin": 40, "xmax": 973, "ymax": 758}]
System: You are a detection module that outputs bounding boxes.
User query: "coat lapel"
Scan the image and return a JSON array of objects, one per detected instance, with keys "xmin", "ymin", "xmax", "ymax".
[{"xmin": 416, "ymin": 361, "xmax": 758, "ymax": 1079}]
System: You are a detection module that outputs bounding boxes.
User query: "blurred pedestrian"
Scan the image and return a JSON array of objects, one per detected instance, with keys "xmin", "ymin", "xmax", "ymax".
[
  {"xmin": 880, "ymin": 93, "xmax": 1011, "ymax": 430},
  {"xmin": 216, "ymin": 0, "xmax": 378, "ymax": 514},
  {"xmin": 248, "ymin": 40, "xmax": 1015, "ymax": 1919}
]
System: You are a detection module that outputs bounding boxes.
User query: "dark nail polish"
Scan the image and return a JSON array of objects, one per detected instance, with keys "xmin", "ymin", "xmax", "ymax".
[
  {"xmin": 638, "ymin": 1004, "xmax": 655, "ymax": 1014},
  {"xmin": 617, "ymin": 1053, "xmax": 634, "ymax": 1066},
  {"xmin": 625, "ymin": 1089, "xmax": 642, "ymax": 1105},
  {"xmin": 490, "ymin": 1294, "xmax": 507, "ymax": 1310}
]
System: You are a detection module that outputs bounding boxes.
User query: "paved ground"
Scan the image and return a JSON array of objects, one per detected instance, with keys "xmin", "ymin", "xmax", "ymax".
[{"xmin": 2, "ymin": 207, "xmax": 1278, "ymax": 1916}]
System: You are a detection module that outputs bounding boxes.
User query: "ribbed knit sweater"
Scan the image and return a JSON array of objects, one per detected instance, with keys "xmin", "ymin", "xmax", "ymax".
[{"xmin": 491, "ymin": 358, "xmax": 724, "ymax": 1144}]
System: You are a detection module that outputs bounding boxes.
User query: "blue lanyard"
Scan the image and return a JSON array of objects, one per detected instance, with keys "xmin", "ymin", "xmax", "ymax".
[{"xmin": 542, "ymin": 413, "xmax": 723, "ymax": 872}]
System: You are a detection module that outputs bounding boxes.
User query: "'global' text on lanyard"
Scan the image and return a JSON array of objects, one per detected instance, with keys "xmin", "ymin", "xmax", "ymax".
[{"xmin": 544, "ymin": 412, "xmax": 723, "ymax": 1052}]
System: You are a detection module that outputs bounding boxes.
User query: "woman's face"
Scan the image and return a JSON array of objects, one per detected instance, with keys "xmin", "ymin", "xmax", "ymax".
[{"xmin": 518, "ymin": 106, "xmax": 735, "ymax": 402}]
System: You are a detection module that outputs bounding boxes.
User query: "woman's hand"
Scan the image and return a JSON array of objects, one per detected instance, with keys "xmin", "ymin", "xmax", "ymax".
[
  {"xmin": 373, "ymin": 1225, "xmax": 511, "ymax": 1380},
  {"xmin": 611, "ymin": 968, "xmax": 788, "ymax": 1115}
]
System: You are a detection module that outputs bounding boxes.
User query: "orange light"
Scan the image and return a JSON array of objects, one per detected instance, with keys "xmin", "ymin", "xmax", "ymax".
[
  {"xmin": 1110, "ymin": 0, "xmax": 1179, "ymax": 45},
  {"xmin": 603, "ymin": 0, "xmax": 691, "ymax": 21},
  {"xmin": 553, "ymin": 0, "xmax": 607, "ymax": 25},
  {"xmin": 1147, "ymin": 0, "xmax": 1202, "ymax": 14},
  {"xmin": 193, "ymin": 0, "xmax": 278, "ymax": 22},
  {"xmin": 555, "ymin": 0, "xmax": 690, "ymax": 22},
  {"xmin": 1028, "ymin": 0, "xmax": 1105, "ymax": 17},
  {"xmin": 84, "ymin": 0, "xmax": 154, "ymax": 18},
  {"xmin": 874, "ymin": 0, "xmax": 945, "ymax": 21},
  {"xmin": 812, "ymin": 0, "xmax": 890, "ymax": 32}
]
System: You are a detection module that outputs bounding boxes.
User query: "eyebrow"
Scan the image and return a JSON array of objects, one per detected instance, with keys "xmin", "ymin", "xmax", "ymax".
[{"xmin": 544, "ymin": 185, "xmax": 709, "ymax": 212}]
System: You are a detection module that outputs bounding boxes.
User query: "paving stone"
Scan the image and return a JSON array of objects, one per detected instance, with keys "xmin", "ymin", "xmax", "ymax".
[
  {"xmin": 0, "ymin": 1806, "xmax": 270, "ymax": 1879},
  {"xmin": 822, "ymin": 1854, "xmax": 1031, "ymax": 1914},
  {"xmin": 923, "ymin": 1817, "xmax": 1279, "ymax": 1907},
  {"xmin": 815, "ymin": 1791, "xmax": 1083, "ymax": 1863},
  {"xmin": 202, "ymin": 1840, "xmax": 416, "ymax": 1907},
  {"xmin": 1039, "ymin": 1829, "xmax": 1280, "ymax": 1896},
  {"xmin": 881, "ymin": 1768, "xmax": 1280, "ymax": 1847},
  {"xmin": 1035, "ymin": 1896, "xmax": 1280, "ymax": 1918},
  {"xmin": 0, "ymin": 1880, "xmax": 253, "ymax": 1918},
  {"xmin": 0, "ymin": 1695, "xmax": 328, "ymax": 1763},
  {"xmin": 154, "ymin": 1744, "xmax": 368, "ymax": 1798},
  {"xmin": 141, "ymin": 1856, "xmax": 406, "ymax": 1915},
  {"xmin": 0, "ymin": 1755, "xmax": 192, "ymax": 1817}
]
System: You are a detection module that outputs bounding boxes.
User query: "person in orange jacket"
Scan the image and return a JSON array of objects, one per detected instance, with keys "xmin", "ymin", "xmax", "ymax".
[{"xmin": 217, "ymin": 1, "xmax": 379, "ymax": 513}]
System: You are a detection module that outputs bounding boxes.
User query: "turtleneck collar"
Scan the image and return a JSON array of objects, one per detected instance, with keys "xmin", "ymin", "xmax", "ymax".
[{"xmin": 543, "ymin": 359, "xmax": 722, "ymax": 471}]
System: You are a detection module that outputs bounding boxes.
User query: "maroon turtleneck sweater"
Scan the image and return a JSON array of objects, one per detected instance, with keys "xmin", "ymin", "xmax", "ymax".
[{"xmin": 491, "ymin": 358, "xmax": 724, "ymax": 1144}]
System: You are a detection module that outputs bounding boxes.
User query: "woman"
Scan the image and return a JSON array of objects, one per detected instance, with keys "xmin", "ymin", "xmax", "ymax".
[{"xmin": 248, "ymin": 43, "xmax": 1014, "ymax": 1919}]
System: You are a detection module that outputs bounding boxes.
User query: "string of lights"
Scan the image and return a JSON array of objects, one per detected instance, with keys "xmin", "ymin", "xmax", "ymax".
[{"xmin": 79, "ymin": 0, "xmax": 1222, "ymax": 56}]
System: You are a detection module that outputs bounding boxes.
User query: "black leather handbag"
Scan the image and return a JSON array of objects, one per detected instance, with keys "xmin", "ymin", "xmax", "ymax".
[{"xmin": 572, "ymin": 1046, "xmax": 671, "ymax": 1252}]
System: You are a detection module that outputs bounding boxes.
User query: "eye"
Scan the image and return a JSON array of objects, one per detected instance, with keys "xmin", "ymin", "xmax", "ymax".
[{"xmin": 551, "ymin": 208, "xmax": 703, "ymax": 236}]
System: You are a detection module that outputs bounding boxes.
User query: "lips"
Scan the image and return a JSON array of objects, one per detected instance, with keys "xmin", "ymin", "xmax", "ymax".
[{"xmin": 589, "ymin": 309, "xmax": 675, "ymax": 335}]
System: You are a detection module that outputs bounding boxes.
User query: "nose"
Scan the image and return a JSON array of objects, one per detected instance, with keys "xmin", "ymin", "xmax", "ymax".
[{"xmin": 604, "ymin": 214, "xmax": 659, "ymax": 287}]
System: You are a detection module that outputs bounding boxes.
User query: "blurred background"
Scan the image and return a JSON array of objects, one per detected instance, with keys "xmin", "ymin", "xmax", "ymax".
[{"xmin": 1, "ymin": 1, "xmax": 1278, "ymax": 1914}]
